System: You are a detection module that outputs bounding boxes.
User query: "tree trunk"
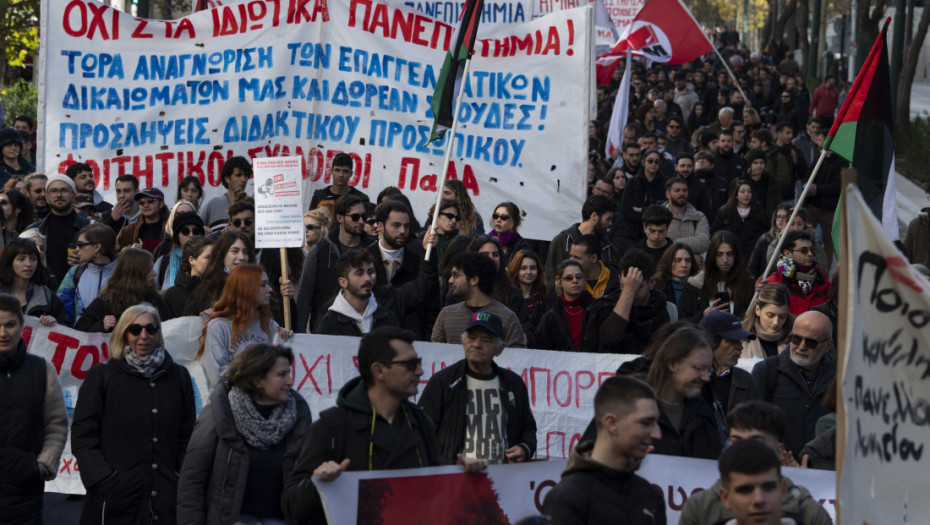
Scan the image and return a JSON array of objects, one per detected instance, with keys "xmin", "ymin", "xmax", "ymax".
[
  {"xmin": 856, "ymin": 0, "xmax": 883, "ymax": 71},
  {"xmin": 798, "ymin": 0, "xmax": 810, "ymax": 71},
  {"xmin": 896, "ymin": 0, "xmax": 930, "ymax": 124}
]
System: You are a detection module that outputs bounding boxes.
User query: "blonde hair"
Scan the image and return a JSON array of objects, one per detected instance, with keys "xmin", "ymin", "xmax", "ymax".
[
  {"xmin": 303, "ymin": 209, "xmax": 330, "ymax": 237},
  {"xmin": 108, "ymin": 303, "xmax": 165, "ymax": 360},
  {"xmin": 165, "ymin": 199, "xmax": 197, "ymax": 238}
]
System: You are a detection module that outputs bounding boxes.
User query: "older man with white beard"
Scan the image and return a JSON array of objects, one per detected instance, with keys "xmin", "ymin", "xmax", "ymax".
[{"xmin": 751, "ymin": 310, "xmax": 835, "ymax": 459}]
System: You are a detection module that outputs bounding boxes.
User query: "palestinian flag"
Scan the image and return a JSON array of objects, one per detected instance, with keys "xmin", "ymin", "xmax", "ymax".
[
  {"xmin": 825, "ymin": 18, "xmax": 897, "ymax": 254},
  {"xmin": 427, "ymin": 0, "xmax": 485, "ymax": 145}
]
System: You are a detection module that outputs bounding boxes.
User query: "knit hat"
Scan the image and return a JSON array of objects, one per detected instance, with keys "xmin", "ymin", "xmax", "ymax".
[
  {"xmin": 698, "ymin": 129, "xmax": 719, "ymax": 149},
  {"xmin": 46, "ymin": 174, "xmax": 77, "ymax": 193},
  {"xmin": 173, "ymin": 211, "xmax": 204, "ymax": 232},
  {"xmin": 746, "ymin": 148, "xmax": 766, "ymax": 164},
  {"xmin": 0, "ymin": 128, "xmax": 23, "ymax": 149}
]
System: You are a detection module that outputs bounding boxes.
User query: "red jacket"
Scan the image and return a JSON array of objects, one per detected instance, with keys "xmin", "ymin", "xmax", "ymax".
[
  {"xmin": 767, "ymin": 267, "xmax": 831, "ymax": 316},
  {"xmin": 809, "ymin": 84, "xmax": 839, "ymax": 119}
]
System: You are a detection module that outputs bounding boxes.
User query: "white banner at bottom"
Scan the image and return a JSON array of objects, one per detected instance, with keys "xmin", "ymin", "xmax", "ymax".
[{"xmin": 315, "ymin": 455, "xmax": 837, "ymax": 524}]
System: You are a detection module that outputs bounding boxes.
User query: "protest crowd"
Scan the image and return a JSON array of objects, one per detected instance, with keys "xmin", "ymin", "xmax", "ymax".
[{"xmin": 3, "ymin": 21, "xmax": 929, "ymax": 525}]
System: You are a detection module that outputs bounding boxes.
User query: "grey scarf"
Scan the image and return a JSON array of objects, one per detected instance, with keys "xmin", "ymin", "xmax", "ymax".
[
  {"xmin": 228, "ymin": 386, "xmax": 297, "ymax": 450},
  {"xmin": 123, "ymin": 346, "xmax": 166, "ymax": 378},
  {"xmin": 754, "ymin": 320, "xmax": 785, "ymax": 343}
]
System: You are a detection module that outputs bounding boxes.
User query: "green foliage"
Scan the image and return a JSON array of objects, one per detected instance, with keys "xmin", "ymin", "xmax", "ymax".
[
  {"xmin": 1, "ymin": 79, "xmax": 37, "ymax": 127},
  {"xmin": 895, "ymin": 117, "xmax": 930, "ymax": 188},
  {"xmin": 1, "ymin": 0, "xmax": 41, "ymax": 71}
]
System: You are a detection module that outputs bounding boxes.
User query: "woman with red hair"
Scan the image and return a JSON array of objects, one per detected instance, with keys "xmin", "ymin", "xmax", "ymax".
[{"xmin": 197, "ymin": 264, "xmax": 292, "ymax": 388}]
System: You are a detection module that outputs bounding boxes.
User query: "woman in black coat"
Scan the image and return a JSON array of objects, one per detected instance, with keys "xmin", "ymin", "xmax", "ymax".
[
  {"xmin": 71, "ymin": 303, "xmax": 195, "ymax": 525},
  {"xmin": 536, "ymin": 260, "xmax": 599, "ymax": 352},
  {"xmin": 164, "ymin": 237, "xmax": 213, "ymax": 318},
  {"xmin": 178, "ymin": 344, "xmax": 312, "ymax": 524},
  {"xmin": 710, "ymin": 179, "xmax": 769, "ymax": 260},
  {"xmin": 488, "ymin": 202, "xmax": 532, "ymax": 267}
]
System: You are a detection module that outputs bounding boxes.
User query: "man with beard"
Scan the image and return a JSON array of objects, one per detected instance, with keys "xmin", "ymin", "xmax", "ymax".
[
  {"xmin": 731, "ymin": 121, "xmax": 747, "ymax": 155},
  {"xmin": 65, "ymin": 162, "xmax": 112, "ymax": 220},
  {"xmin": 23, "ymin": 173, "xmax": 49, "ymax": 220},
  {"xmin": 715, "ymin": 129, "xmax": 748, "ymax": 185},
  {"xmin": 664, "ymin": 115, "xmax": 693, "ymax": 157},
  {"xmin": 546, "ymin": 195, "xmax": 619, "ymax": 282},
  {"xmin": 315, "ymin": 249, "xmax": 399, "ymax": 335},
  {"xmin": 699, "ymin": 312, "xmax": 761, "ymax": 416},
  {"xmin": 309, "ymin": 152, "xmax": 370, "ymax": 210},
  {"xmin": 101, "ymin": 174, "xmax": 140, "ymax": 233},
  {"xmin": 26, "ymin": 174, "xmax": 89, "ymax": 280},
  {"xmin": 673, "ymin": 71, "xmax": 700, "ymax": 122},
  {"xmin": 431, "ymin": 252, "xmax": 525, "ymax": 348},
  {"xmin": 368, "ymin": 199, "xmax": 438, "ymax": 338},
  {"xmin": 282, "ymin": 327, "xmax": 445, "ymax": 524},
  {"xmin": 200, "ymin": 156, "xmax": 252, "ymax": 232},
  {"xmin": 663, "ymin": 177, "xmax": 709, "ymax": 254},
  {"xmin": 297, "ymin": 194, "xmax": 376, "ymax": 333},
  {"xmin": 751, "ymin": 310, "xmax": 835, "ymax": 459}
]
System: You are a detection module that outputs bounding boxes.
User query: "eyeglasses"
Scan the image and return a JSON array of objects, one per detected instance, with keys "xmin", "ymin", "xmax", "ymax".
[
  {"xmin": 667, "ymin": 125, "xmax": 681, "ymax": 129},
  {"xmin": 366, "ymin": 218, "xmax": 377, "ymax": 226},
  {"xmin": 439, "ymin": 212, "xmax": 459, "ymax": 221},
  {"xmin": 127, "ymin": 323, "xmax": 160, "ymax": 336},
  {"xmin": 345, "ymin": 213, "xmax": 365, "ymax": 222},
  {"xmin": 306, "ymin": 224, "xmax": 322, "ymax": 231},
  {"xmin": 380, "ymin": 356, "xmax": 422, "ymax": 371},
  {"xmin": 644, "ymin": 159, "xmax": 660, "ymax": 165},
  {"xmin": 178, "ymin": 226, "xmax": 204, "ymax": 236},
  {"xmin": 685, "ymin": 361, "xmax": 713, "ymax": 376},
  {"xmin": 791, "ymin": 246, "xmax": 812, "ymax": 255},
  {"xmin": 789, "ymin": 333, "xmax": 827, "ymax": 348},
  {"xmin": 75, "ymin": 241, "xmax": 96, "ymax": 248},
  {"xmin": 48, "ymin": 188, "xmax": 73, "ymax": 196},
  {"xmin": 492, "ymin": 213, "xmax": 510, "ymax": 221},
  {"xmin": 560, "ymin": 274, "xmax": 584, "ymax": 282},
  {"xmin": 231, "ymin": 217, "xmax": 254, "ymax": 228}
]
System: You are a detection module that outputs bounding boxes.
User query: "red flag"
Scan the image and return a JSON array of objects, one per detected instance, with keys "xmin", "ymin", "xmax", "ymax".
[{"xmin": 595, "ymin": 0, "xmax": 712, "ymax": 85}]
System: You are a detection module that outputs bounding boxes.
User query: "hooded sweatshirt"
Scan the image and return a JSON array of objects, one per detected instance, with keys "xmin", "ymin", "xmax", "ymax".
[{"xmin": 326, "ymin": 291, "xmax": 378, "ymax": 334}]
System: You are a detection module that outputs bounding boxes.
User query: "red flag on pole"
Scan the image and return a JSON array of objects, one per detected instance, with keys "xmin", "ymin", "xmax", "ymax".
[{"xmin": 595, "ymin": 0, "xmax": 713, "ymax": 85}]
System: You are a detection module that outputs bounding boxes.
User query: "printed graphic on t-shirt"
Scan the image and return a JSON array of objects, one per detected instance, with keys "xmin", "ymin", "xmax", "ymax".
[{"xmin": 464, "ymin": 375, "xmax": 507, "ymax": 464}]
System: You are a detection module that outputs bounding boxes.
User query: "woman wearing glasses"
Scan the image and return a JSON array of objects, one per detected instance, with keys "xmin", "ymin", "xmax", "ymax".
[
  {"xmin": 57, "ymin": 224, "xmax": 118, "ymax": 325},
  {"xmin": 488, "ymin": 202, "xmax": 531, "ymax": 267},
  {"xmin": 75, "ymin": 248, "xmax": 172, "ymax": 332},
  {"xmin": 535, "ymin": 260, "xmax": 599, "ymax": 352},
  {"xmin": 179, "ymin": 344, "xmax": 311, "ymax": 524},
  {"xmin": 197, "ymin": 264, "xmax": 292, "ymax": 389},
  {"xmin": 302, "ymin": 209, "xmax": 328, "ymax": 254},
  {"xmin": 72, "ymin": 303, "xmax": 195, "ymax": 525},
  {"xmin": 153, "ymin": 210, "xmax": 205, "ymax": 291},
  {"xmin": 646, "ymin": 324, "xmax": 722, "ymax": 459}
]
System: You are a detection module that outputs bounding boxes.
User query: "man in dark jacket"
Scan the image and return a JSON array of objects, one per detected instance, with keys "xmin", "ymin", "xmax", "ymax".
[
  {"xmin": 699, "ymin": 311, "xmax": 762, "ymax": 416},
  {"xmin": 296, "ymin": 194, "xmax": 375, "ymax": 332},
  {"xmin": 751, "ymin": 311, "xmax": 835, "ymax": 459},
  {"xmin": 419, "ymin": 311, "xmax": 537, "ymax": 465},
  {"xmin": 542, "ymin": 375, "xmax": 666, "ymax": 525},
  {"xmin": 546, "ymin": 195, "xmax": 619, "ymax": 282},
  {"xmin": 282, "ymin": 327, "xmax": 458, "ymax": 523},
  {"xmin": 26, "ymin": 174, "xmax": 90, "ymax": 281},
  {"xmin": 0, "ymin": 294, "xmax": 68, "ymax": 525},
  {"xmin": 314, "ymin": 249, "xmax": 400, "ymax": 335}
]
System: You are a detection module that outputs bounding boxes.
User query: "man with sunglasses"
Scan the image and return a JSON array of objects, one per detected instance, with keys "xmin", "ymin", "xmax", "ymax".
[
  {"xmin": 766, "ymin": 230, "xmax": 830, "ymax": 317},
  {"xmin": 420, "ymin": 311, "xmax": 536, "ymax": 466},
  {"xmin": 116, "ymin": 187, "xmax": 167, "ymax": 254},
  {"xmin": 297, "ymin": 194, "xmax": 375, "ymax": 333},
  {"xmin": 282, "ymin": 327, "xmax": 443, "ymax": 523},
  {"xmin": 751, "ymin": 310, "xmax": 835, "ymax": 460},
  {"xmin": 308, "ymin": 152, "xmax": 370, "ymax": 210},
  {"xmin": 663, "ymin": 115, "xmax": 692, "ymax": 157}
]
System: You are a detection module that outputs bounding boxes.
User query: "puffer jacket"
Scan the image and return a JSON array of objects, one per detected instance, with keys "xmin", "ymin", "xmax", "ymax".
[
  {"xmin": 57, "ymin": 259, "xmax": 117, "ymax": 325},
  {"xmin": 177, "ymin": 384, "xmax": 312, "ymax": 525}
]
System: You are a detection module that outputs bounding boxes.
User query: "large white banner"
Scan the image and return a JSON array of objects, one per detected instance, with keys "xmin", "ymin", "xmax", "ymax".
[
  {"xmin": 39, "ymin": 0, "xmax": 590, "ymax": 240},
  {"xmin": 315, "ymin": 455, "xmax": 837, "ymax": 524},
  {"xmin": 34, "ymin": 317, "xmax": 772, "ymax": 496},
  {"xmin": 840, "ymin": 186, "xmax": 930, "ymax": 524}
]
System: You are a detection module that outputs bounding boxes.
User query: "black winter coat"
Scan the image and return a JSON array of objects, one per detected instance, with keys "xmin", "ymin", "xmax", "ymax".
[
  {"xmin": 418, "ymin": 359, "xmax": 537, "ymax": 465},
  {"xmin": 751, "ymin": 350, "xmax": 835, "ymax": 457},
  {"xmin": 653, "ymin": 394, "xmax": 723, "ymax": 460},
  {"xmin": 0, "ymin": 342, "xmax": 49, "ymax": 525},
  {"xmin": 177, "ymin": 384, "xmax": 312, "ymax": 525},
  {"xmin": 71, "ymin": 353, "xmax": 196, "ymax": 525},
  {"xmin": 542, "ymin": 441, "xmax": 666, "ymax": 525},
  {"xmin": 75, "ymin": 294, "xmax": 173, "ymax": 332},
  {"xmin": 535, "ymin": 292, "xmax": 599, "ymax": 352}
]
